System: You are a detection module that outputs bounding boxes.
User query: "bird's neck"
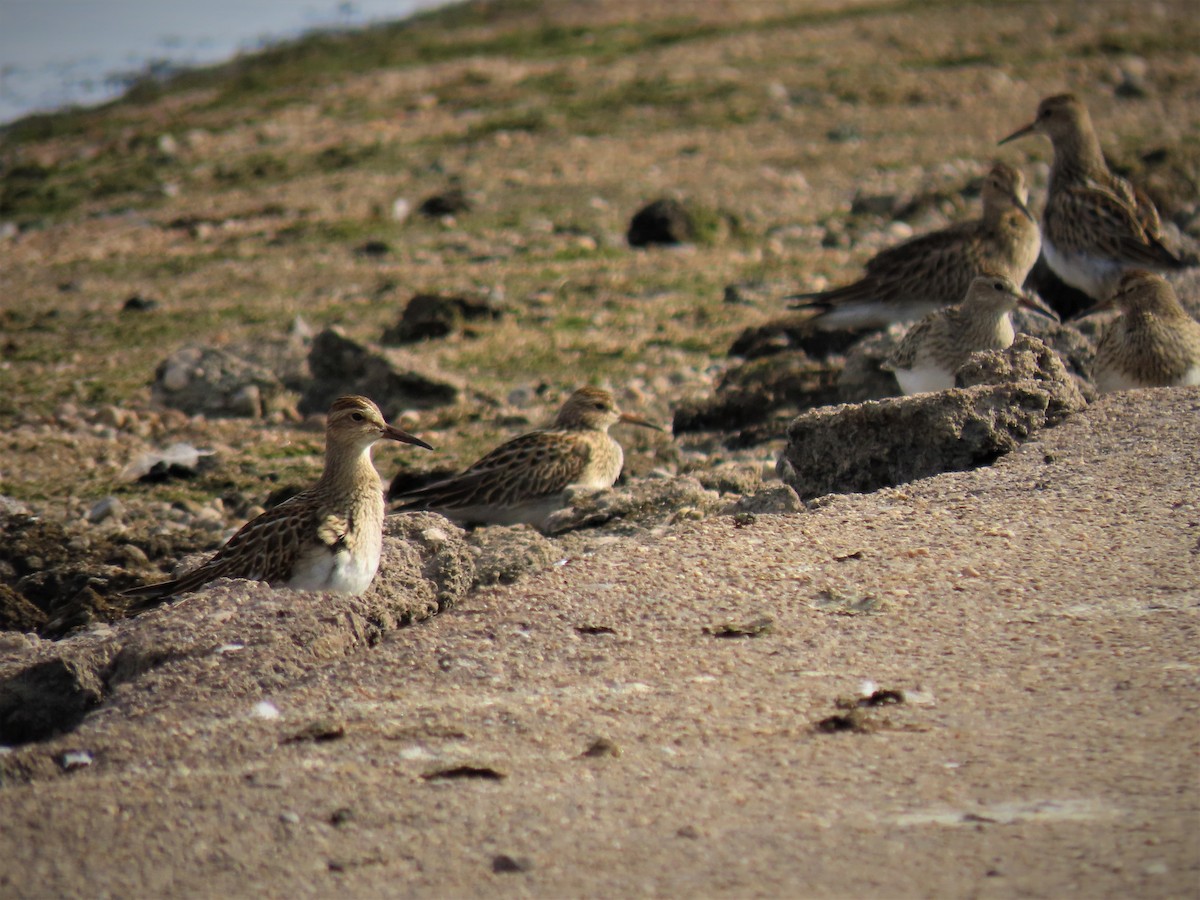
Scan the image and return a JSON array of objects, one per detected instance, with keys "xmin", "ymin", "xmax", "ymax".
[
  {"xmin": 318, "ymin": 443, "xmax": 380, "ymax": 495},
  {"xmin": 1050, "ymin": 127, "xmax": 1110, "ymax": 184},
  {"xmin": 966, "ymin": 309, "xmax": 1014, "ymax": 345}
]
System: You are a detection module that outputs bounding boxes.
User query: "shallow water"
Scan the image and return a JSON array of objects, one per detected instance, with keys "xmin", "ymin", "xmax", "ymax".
[{"xmin": 0, "ymin": 0, "xmax": 445, "ymax": 125}]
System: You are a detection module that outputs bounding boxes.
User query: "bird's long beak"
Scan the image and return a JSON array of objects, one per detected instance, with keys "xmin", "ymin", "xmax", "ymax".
[
  {"xmin": 383, "ymin": 424, "xmax": 434, "ymax": 451},
  {"xmin": 619, "ymin": 412, "xmax": 664, "ymax": 432},
  {"xmin": 998, "ymin": 121, "xmax": 1036, "ymax": 146},
  {"xmin": 1014, "ymin": 195, "xmax": 1037, "ymax": 224},
  {"xmin": 1017, "ymin": 292, "xmax": 1059, "ymax": 322}
]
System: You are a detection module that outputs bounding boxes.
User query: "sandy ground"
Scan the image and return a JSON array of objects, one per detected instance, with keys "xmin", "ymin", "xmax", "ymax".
[{"xmin": 1, "ymin": 388, "xmax": 1196, "ymax": 898}]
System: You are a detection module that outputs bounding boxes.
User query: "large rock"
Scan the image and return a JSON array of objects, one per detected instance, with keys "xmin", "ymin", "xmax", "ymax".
[
  {"xmin": 0, "ymin": 516, "xmax": 472, "ymax": 752},
  {"xmin": 153, "ymin": 345, "xmax": 290, "ymax": 418},
  {"xmin": 777, "ymin": 336, "xmax": 1086, "ymax": 500},
  {"xmin": 381, "ymin": 293, "xmax": 502, "ymax": 344},
  {"xmin": 672, "ymin": 354, "xmax": 839, "ymax": 437},
  {"xmin": 301, "ymin": 328, "xmax": 472, "ymax": 418}
]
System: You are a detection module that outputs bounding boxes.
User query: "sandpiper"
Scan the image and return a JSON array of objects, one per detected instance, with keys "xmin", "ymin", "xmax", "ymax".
[
  {"xmin": 885, "ymin": 273, "xmax": 1059, "ymax": 395},
  {"xmin": 392, "ymin": 386, "xmax": 662, "ymax": 530},
  {"xmin": 1088, "ymin": 270, "xmax": 1200, "ymax": 392},
  {"xmin": 788, "ymin": 162, "xmax": 1041, "ymax": 330},
  {"xmin": 123, "ymin": 396, "xmax": 432, "ymax": 603},
  {"xmin": 999, "ymin": 93, "xmax": 1188, "ymax": 301}
]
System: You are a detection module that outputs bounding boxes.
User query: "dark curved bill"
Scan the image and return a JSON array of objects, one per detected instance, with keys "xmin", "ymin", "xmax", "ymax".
[
  {"xmin": 383, "ymin": 424, "xmax": 434, "ymax": 450},
  {"xmin": 619, "ymin": 412, "xmax": 664, "ymax": 432}
]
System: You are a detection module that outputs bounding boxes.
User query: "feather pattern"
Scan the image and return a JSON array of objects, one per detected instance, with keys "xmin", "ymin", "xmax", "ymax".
[
  {"xmin": 1092, "ymin": 271, "xmax": 1200, "ymax": 391},
  {"xmin": 789, "ymin": 162, "xmax": 1040, "ymax": 330},
  {"xmin": 123, "ymin": 396, "xmax": 430, "ymax": 604},
  {"xmin": 394, "ymin": 386, "xmax": 660, "ymax": 531},
  {"xmin": 999, "ymin": 93, "xmax": 1188, "ymax": 300}
]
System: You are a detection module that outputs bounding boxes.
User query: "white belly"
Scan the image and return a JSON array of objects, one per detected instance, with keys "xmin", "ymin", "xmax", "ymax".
[
  {"xmin": 1042, "ymin": 239, "xmax": 1124, "ymax": 301},
  {"xmin": 895, "ymin": 365, "xmax": 956, "ymax": 396},
  {"xmin": 286, "ymin": 539, "xmax": 382, "ymax": 595}
]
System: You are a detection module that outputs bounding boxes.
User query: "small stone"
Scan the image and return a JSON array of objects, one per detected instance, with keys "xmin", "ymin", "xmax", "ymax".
[
  {"xmin": 628, "ymin": 197, "xmax": 694, "ymax": 247},
  {"xmin": 491, "ymin": 854, "xmax": 531, "ymax": 874},
  {"xmin": 355, "ymin": 240, "xmax": 391, "ymax": 257},
  {"xmin": 59, "ymin": 750, "xmax": 94, "ymax": 770},
  {"xmin": 86, "ymin": 496, "xmax": 124, "ymax": 524},
  {"xmin": 391, "ymin": 197, "xmax": 411, "ymax": 223},
  {"xmin": 418, "ymin": 188, "xmax": 471, "ymax": 218},
  {"xmin": 580, "ymin": 737, "xmax": 621, "ymax": 758},
  {"xmin": 122, "ymin": 295, "xmax": 159, "ymax": 313}
]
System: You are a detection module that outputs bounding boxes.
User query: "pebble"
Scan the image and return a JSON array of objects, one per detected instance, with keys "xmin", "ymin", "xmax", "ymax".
[{"xmin": 87, "ymin": 496, "xmax": 124, "ymax": 524}]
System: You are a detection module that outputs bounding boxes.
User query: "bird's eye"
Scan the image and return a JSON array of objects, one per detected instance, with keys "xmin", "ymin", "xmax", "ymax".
[
  {"xmin": 351, "ymin": 412, "xmax": 365, "ymax": 422},
  {"xmin": 594, "ymin": 402, "xmax": 607, "ymax": 410},
  {"xmin": 994, "ymin": 281, "xmax": 1004, "ymax": 290}
]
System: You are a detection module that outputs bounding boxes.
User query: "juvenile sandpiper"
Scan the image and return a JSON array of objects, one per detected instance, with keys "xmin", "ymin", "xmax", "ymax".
[
  {"xmin": 886, "ymin": 273, "xmax": 1059, "ymax": 395},
  {"xmin": 392, "ymin": 386, "xmax": 662, "ymax": 531},
  {"xmin": 124, "ymin": 395, "xmax": 432, "ymax": 602},
  {"xmin": 1088, "ymin": 270, "xmax": 1200, "ymax": 392},
  {"xmin": 789, "ymin": 162, "xmax": 1041, "ymax": 330},
  {"xmin": 999, "ymin": 93, "xmax": 1188, "ymax": 301}
]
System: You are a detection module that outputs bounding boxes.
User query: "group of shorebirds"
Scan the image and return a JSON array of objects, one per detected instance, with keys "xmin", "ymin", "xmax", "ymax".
[{"xmin": 125, "ymin": 92, "xmax": 1200, "ymax": 606}]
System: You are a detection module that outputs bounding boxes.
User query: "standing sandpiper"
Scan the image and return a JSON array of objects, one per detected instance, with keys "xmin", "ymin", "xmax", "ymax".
[
  {"xmin": 123, "ymin": 396, "xmax": 432, "ymax": 602},
  {"xmin": 1088, "ymin": 270, "xmax": 1200, "ymax": 393},
  {"xmin": 392, "ymin": 386, "xmax": 662, "ymax": 531},
  {"xmin": 885, "ymin": 273, "xmax": 1059, "ymax": 395},
  {"xmin": 999, "ymin": 93, "xmax": 1188, "ymax": 301},
  {"xmin": 788, "ymin": 162, "xmax": 1041, "ymax": 330}
]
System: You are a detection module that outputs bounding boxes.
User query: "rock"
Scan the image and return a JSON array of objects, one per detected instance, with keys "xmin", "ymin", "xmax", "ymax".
[
  {"xmin": 381, "ymin": 293, "xmax": 503, "ymax": 344},
  {"xmin": 418, "ymin": 187, "xmax": 471, "ymax": 218},
  {"xmin": 0, "ymin": 515, "xmax": 473, "ymax": 747},
  {"xmin": 955, "ymin": 335, "xmax": 1087, "ymax": 404},
  {"xmin": 355, "ymin": 240, "xmax": 391, "ymax": 258},
  {"xmin": 86, "ymin": 497, "xmax": 124, "ymax": 525},
  {"xmin": 0, "ymin": 584, "xmax": 47, "ymax": 633},
  {"xmin": 390, "ymin": 197, "xmax": 411, "ymax": 223},
  {"xmin": 723, "ymin": 484, "xmax": 804, "ymax": 516},
  {"xmin": 777, "ymin": 341, "xmax": 1086, "ymax": 499},
  {"xmin": 543, "ymin": 476, "xmax": 722, "ymax": 535},
  {"xmin": 690, "ymin": 462, "xmax": 763, "ymax": 497},
  {"xmin": 468, "ymin": 525, "xmax": 560, "ymax": 586},
  {"xmin": 672, "ymin": 354, "xmax": 839, "ymax": 438},
  {"xmin": 121, "ymin": 295, "xmax": 158, "ymax": 313},
  {"xmin": 121, "ymin": 442, "xmax": 215, "ymax": 482},
  {"xmin": 728, "ymin": 315, "xmax": 866, "ymax": 361},
  {"xmin": 153, "ymin": 346, "xmax": 288, "ymax": 418},
  {"xmin": 627, "ymin": 198, "xmax": 694, "ymax": 247},
  {"xmin": 301, "ymin": 328, "xmax": 469, "ymax": 418},
  {"xmin": 366, "ymin": 514, "xmax": 475, "ymax": 616},
  {"xmin": 0, "ymin": 651, "xmax": 113, "ymax": 745},
  {"xmin": 836, "ymin": 327, "xmax": 906, "ymax": 403}
]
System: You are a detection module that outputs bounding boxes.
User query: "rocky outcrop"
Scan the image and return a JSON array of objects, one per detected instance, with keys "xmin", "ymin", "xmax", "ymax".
[
  {"xmin": 153, "ymin": 346, "xmax": 291, "ymax": 418},
  {"xmin": 301, "ymin": 327, "xmax": 475, "ymax": 418},
  {"xmin": 777, "ymin": 336, "xmax": 1086, "ymax": 499},
  {"xmin": 0, "ymin": 516, "xmax": 473, "ymax": 750},
  {"xmin": 381, "ymin": 293, "xmax": 503, "ymax": 344}
]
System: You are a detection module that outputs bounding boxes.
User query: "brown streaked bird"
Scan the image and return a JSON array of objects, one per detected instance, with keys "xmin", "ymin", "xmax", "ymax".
[
  {"xmin": 999, "ymin": 93, "xmax": 1188, "ymax": 301},
  {"xmin": 885, "ymin": 273, "xmax": 1059, "ymax": 395},
  {"xmin": 788, "ymin": 162, "xmax": 1041, "ymax": 330},
  {"xmin": 1087, "ymin": 270, "xmax": 1200, "ymax": 393},
  {"xmin": 392, "ymin": 386, "xmax": 662, "ymax": 531},
  {"xmin": 123, "ymin": 396, "xmax": 432, "ymax": 603}
]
